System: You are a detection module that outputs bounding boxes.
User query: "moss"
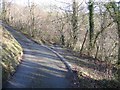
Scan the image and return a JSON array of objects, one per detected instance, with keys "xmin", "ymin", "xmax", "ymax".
[{"xmin": 0, "ymin": 26, "xmax": 23, "ymax": 84}]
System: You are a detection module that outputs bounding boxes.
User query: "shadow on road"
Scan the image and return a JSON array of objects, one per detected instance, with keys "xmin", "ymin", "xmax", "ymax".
[{"xmin": 3, "ymin": 25, "xmax": 73, "ymax": 88}]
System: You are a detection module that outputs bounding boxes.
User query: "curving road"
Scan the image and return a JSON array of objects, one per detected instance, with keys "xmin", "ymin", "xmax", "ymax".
[{"xmin": 3, "ymin": 25, "xmax": 73, "ymax": 88}]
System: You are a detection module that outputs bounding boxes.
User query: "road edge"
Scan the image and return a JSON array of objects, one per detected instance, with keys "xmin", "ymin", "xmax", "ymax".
[
  {"xmin": 41, "ymin": 45, "xmax": 80, "ymax": 88},
  {"xmin": 42, "ymin": 45, "xmax": 72, "ymax": 72}
]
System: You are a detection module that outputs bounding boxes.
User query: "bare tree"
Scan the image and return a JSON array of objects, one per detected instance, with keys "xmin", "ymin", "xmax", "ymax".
[
  {"xmin": 28, "ymin": 0, "xmax": 35, "ymax": 37},
  {"xmin": 105, "ymin": 1, "xmax": 120, "ymax": 81},
  {"xmin": 71, "ymin": 0, "xmax": 79, "ymax": 47},
  {"xmin": 88, "ymin": 0, "xmax": 94, "ymax": 55}
]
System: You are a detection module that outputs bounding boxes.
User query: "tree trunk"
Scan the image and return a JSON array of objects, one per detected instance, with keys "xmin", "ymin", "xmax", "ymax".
[
  {"xmin": 88, "ymin": 0, "xmax": 94, "ymax": 55},
  {"xmin": 61, "ymin": 34, "xmax": 65, "ymax": 45},
  {"xmin": 118, "ymin": 22, "xmax": 120, "ymax": 65},
  {"xmin": 80, "ymin": 29, "xmax": 88, "ymax": 54},
  {"xmin": 71, "ymin": 0, "xmax": 78, "ymax": 47},
  {"xmin": 117, "ymin": 22, "xmax": 120, "ymax": 82},
  {"xmin": 2, "ymin": 0, "xmax": 6, "ymax": 22}
]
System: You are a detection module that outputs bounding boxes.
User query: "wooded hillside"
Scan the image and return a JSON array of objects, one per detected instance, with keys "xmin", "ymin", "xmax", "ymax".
[{"xmin": 1, "ymin": 0, "xmax": 120, "ymax": 88}]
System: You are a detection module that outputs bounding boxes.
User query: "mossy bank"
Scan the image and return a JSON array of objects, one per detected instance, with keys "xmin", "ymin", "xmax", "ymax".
[{"xmin": 0, "ymin": 26, "xmax": 23, "ymax": 84}]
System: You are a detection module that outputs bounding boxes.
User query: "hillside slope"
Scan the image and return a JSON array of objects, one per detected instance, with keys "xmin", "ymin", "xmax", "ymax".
[{"xmin": 0, "ymin": 26, "xmax": 23, "ymax": 83}]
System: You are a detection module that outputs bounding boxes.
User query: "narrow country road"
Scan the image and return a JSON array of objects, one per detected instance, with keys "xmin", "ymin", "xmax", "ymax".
[{"xmin": 3, "ymin": 25, "xmax": 73, "ymax": 88}]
